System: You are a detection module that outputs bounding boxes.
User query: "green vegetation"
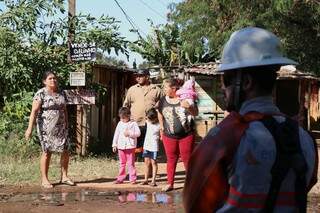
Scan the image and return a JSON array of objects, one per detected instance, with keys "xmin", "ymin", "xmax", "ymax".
[
  {"xmin": 132, "ymin": 0, "xmax": 320, "ymax": 75},
  {"xmin": 168, "ymin": 0, "xmax": 320, "ymax": 74}
]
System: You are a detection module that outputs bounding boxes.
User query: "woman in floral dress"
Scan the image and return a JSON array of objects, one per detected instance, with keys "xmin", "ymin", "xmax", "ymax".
[{"xmin": 25, "ymin": 71, "xmax": 74, "ymax": 188}]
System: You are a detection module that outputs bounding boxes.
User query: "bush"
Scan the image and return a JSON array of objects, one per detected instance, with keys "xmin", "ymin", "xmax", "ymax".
[{"xmin": 0, "ymin": 91, "xmax": 40, "ymax": 159}]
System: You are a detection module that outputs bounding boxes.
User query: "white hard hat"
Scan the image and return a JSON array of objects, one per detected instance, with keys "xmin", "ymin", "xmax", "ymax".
[{"xmin": 217, "ymin": 27, "xmax": 298, "ymax": 72}]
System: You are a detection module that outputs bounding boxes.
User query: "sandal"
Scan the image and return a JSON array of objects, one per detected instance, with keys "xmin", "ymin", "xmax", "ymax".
[
  {"xmin": 162, "ymin": 184, "xmax": 173, "ymax": 192},
  {"xmin": 60, "ymin": 179, "xmax": 75, "ymax": 186},
  {"xmin": 140, "ymin": 181, "xmax": 149, "ymax": 185},
  {"xmin": 41, "ymin": 183, "xmax": 53, "ymax": 189},
  {"xmin": 150, "ymin": 182, "xmax": 157, "ymax": 187}
]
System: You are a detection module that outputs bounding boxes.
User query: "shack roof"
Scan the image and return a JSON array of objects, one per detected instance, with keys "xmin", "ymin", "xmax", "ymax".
[
  {"xmin": 92, "ymin": 64, "xmax": 136, "ymax": 73},
  {"xmin": 182, "ymin": 63, "xmax": 319, "ymax": 80}
]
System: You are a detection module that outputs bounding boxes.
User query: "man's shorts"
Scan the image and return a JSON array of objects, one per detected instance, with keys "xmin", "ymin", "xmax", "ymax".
[{"xmin": 142, "ymin": 149, "xmax": 158, "ymax": 160}]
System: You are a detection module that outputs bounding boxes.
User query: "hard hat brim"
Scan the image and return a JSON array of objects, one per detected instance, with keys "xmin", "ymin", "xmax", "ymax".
[{"xmin": 217, "ymin": 57, "xmax": 298, "ymax": 72}]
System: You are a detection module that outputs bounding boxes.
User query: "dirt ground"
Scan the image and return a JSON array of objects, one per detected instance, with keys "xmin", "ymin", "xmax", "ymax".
[
  {"xmin": 1, "ymin": 161, "xmax": 319, "ymax": 213},
  {"xmin": 0, "ymin": 162, "xmax": 185, "ymax": 213}
]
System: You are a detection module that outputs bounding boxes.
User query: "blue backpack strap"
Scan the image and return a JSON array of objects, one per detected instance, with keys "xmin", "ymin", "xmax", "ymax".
[{"xmin": 260, "ymin": 116, "xmax": 308, "ymax": 213}]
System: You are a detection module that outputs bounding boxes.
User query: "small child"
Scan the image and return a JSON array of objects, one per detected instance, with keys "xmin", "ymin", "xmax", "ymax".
[
  {"xmin": 140, "ymin": 108, "xmax": 160, "ymax": 187},
  {"xmin": 112, "ymin": 107, "xmax": 141, "ymax": 184},
  {"xmin": 176, "ymin": 79, "xmax": 197, "ymax": 106}
]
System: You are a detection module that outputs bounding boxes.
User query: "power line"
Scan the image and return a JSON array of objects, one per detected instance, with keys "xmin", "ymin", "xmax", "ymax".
[
  {"xmin": 113, "ymin": 0, "xmax": 146, "ymax": 38},
  {"xmin": 138, "ymin": 0, "xmax": 167, "ymax": 21}
]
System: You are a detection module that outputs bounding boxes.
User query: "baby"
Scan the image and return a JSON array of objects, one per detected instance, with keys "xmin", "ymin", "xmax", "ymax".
[{"xmin": 176, "ymin": 79, "xmax": 197, "ymax": 106}]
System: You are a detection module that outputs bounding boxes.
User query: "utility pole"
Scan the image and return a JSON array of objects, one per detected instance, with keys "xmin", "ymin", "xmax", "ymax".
[
  {"xmin": 68, "ymin": 0, "xmax": 86, "ymax": 156},
  {"xmin": 68, "ymin": 0, "xmax": 75, "ymax": 63}
]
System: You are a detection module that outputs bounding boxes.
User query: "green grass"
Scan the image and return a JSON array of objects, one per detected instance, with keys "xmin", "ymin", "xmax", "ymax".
[{"xmin": 0, "ymin": 154, "xmax": 121, "ymax": 185}]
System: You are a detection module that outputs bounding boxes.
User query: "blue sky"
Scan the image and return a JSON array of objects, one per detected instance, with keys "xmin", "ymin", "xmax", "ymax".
[{"xmin": 77, "ymin": 0, "xmax": 183, "ymax": 67}]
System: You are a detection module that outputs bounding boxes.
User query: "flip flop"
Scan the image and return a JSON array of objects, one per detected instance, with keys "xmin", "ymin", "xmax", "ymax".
[
  {"xmin": 41, "ymin": 183, "xmax": 53, "ymax": 189},
  {"xmin": 60, "ymin": 179, "xmax": 75, "ymax": 186},
  {"xmin": 162, "ymin": 185, "xmax": 173, "ymax": 192},
  {"xmin": 150, "ymin": 182, "xmax": 157, "ymax": 187}
]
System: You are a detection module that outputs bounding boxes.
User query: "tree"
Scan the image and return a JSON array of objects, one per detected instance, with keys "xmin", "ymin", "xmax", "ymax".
[
  {"xmin": 130, "ymin": 21, "xmax": 193, "ymax": 67},
  {"xmin": 169, "ymin": 0, "xmax": 320, "ymax": 74},
  {"xmin": 0, "ymin": 0, "xmax": 129, "ymax": 100}
]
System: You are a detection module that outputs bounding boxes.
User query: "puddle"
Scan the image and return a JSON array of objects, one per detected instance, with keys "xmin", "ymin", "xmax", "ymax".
[{"xmin": 0, "ymin": 190, "xmax": 181, "ymax": 206}]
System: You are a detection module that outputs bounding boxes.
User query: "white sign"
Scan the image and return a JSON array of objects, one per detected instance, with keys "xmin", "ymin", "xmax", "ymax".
[{"xmin": 70, "ymin": 72, "xmax": 86, "ymax": 86}]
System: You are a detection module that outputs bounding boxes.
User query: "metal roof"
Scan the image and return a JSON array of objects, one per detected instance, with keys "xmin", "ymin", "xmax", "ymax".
[{"xmin": 183, "ymin": 63, "xmax": 319, "ymax": 80}]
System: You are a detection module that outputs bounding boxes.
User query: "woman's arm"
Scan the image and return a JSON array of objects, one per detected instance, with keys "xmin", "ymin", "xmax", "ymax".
[
  {"xmin": 25, "ymin": 100, "xmax": 41, "ymax": 140},
  {"xmin": 157, "ymin": 110, "xmax": 165, "ymax": 140},
  {"xmin": 64, "ymin": 105, "xmax": 68, "ymax": 127},
  {"xmin": 180, "ymin": 100, "xmax": 199, "ymax": 116}
]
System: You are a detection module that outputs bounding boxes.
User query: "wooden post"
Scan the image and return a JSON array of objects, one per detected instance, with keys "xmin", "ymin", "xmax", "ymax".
[
  {"xmin": 68, "ymin": 0, "xmax": 84, "ymax": 155},
  {"xmin": 68, "ymin": 0, "xmax": 75, "ymax": 63}
]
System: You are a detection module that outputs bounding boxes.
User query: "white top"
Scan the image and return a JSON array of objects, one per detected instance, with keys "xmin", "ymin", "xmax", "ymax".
[
  {"xmin": 143, "ymin": 121, "xmax": 160, "ymax": 152},
  {"xmin": 112, "ymin": 120, "xmax": 141, "ymax": 150}
]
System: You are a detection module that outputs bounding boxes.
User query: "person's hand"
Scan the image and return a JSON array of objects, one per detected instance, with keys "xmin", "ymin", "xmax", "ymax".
[
  {"xmin": 180, "ymin": 99, "xmax": 191, "ymax": 109},
  {"xmin": 25, "ymin": 129, "xmax": 32, "ymax": 141},
  {"xmin": 124, "ymin": 129, "xmax": 130, "ymax": 137},
  {"xmin": 112, "ymin": 146, "xmax": 117, "ymax": 153}
]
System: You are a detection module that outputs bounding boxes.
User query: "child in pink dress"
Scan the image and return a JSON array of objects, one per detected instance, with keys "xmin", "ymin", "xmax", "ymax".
[
  {"xmin": 176, "ymin": 79, "xmax": 198, "ymax": 106},
  {"xmin": 112, "ymin": 107, "xmax": 141, "ymax": 184}
]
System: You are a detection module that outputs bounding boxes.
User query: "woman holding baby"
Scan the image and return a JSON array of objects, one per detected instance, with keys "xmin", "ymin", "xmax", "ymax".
[{"xmin": 158, "ymin": 78, "xmax": 198, "ymax": 192}]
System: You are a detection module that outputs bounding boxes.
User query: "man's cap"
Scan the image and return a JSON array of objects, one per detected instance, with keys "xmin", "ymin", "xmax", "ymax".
[{"xmin": 135, "ymin": 69, "xmax": 150, "ymax": 76}]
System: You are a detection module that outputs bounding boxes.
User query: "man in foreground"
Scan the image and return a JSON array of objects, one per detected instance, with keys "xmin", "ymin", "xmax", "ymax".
[{"xmin": 183, "ymin": 27, "xmax": 318, "ymax": 212}]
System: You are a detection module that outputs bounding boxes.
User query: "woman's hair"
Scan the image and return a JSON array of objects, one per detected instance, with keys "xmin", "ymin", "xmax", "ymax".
[
  {"xmin": 146, "ymin": 108, "xmax": 158, "ymax": 124},
  {"xmin": 118, "ymin": 107, "xmax": 131, "ymax": 118},
  {"xmin": 164, "ymin": 78, "xmax": 182, "ymax": 89},
  {"xmin": 42, "ymin": 70, "xmax": 56, "ymax": 81}
]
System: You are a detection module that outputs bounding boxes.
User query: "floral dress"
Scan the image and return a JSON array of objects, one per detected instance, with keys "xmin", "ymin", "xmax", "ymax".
[{"xmin": 34, "ymin": 87, "xmax": 69, "ymax": 153}]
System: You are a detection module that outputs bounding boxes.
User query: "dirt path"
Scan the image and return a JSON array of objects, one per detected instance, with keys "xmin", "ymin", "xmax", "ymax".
[
  {"xmin": 0, "ymin": 162, "xmax": 185, "ymax": 213},
  {"xmin": 1, "ymin": 161, "xmax": 319, "ymax": 213}
]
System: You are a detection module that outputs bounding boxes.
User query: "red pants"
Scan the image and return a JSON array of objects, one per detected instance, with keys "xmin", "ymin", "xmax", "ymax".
[{"xmin": 162, "ymin": 134, "xmax": 194, "ymax": 186}]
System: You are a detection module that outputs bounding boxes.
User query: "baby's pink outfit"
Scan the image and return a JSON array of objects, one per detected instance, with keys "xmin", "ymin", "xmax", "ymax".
[{"xmin": 176, "ymin": 79, "xmax": 197, "ymax": 104}]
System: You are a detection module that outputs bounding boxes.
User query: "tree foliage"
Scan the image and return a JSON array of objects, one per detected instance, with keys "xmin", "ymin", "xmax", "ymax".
[
  {"xmin": 0, "ymin": 0, "xmax": 129, "ymax": 101},
  {"xmin": 0, "ymin": 0, "xmax": 129, "ymax": 143},
  {"xmin": 168, "ymin": 0, "xmax": 320, "ymax": 74},
  {"xmin": 130, "ymin": 21, "xmax": 192, "ymax": 67}
]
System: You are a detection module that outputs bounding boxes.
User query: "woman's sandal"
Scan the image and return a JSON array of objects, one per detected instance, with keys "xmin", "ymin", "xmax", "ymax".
[
  {"xmin": 41, "ymin": 183, "xmax": 53, "ymax": 189},
  {"xmin": 60, "ymin": 179, "xmax": 75, "ymax": 186},
  {"xmin": 162, "ymin": 184, "xmax": 173, "ymax": 192},
  {"xmin": 140, "ymin": 181, "xmax": 149, "ymax": 185},
  {"xmin": 150, "ymin": 182, "xmax": 157, "ymax": 187}
]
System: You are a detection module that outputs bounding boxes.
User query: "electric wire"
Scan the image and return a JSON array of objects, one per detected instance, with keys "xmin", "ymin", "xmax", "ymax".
[
  {"xmin": 113, "ymin": 0, "xmax": 146, "ymax": 38},
  {"xmin": 138, "ymin": 0, "xmax": 167, "ymax": 21}
]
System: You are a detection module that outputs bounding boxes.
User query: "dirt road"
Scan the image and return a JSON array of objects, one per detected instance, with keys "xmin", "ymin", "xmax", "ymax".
[{"xmin": 1, "ymin": 161, "xmax": 319, "ymax": 213}]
